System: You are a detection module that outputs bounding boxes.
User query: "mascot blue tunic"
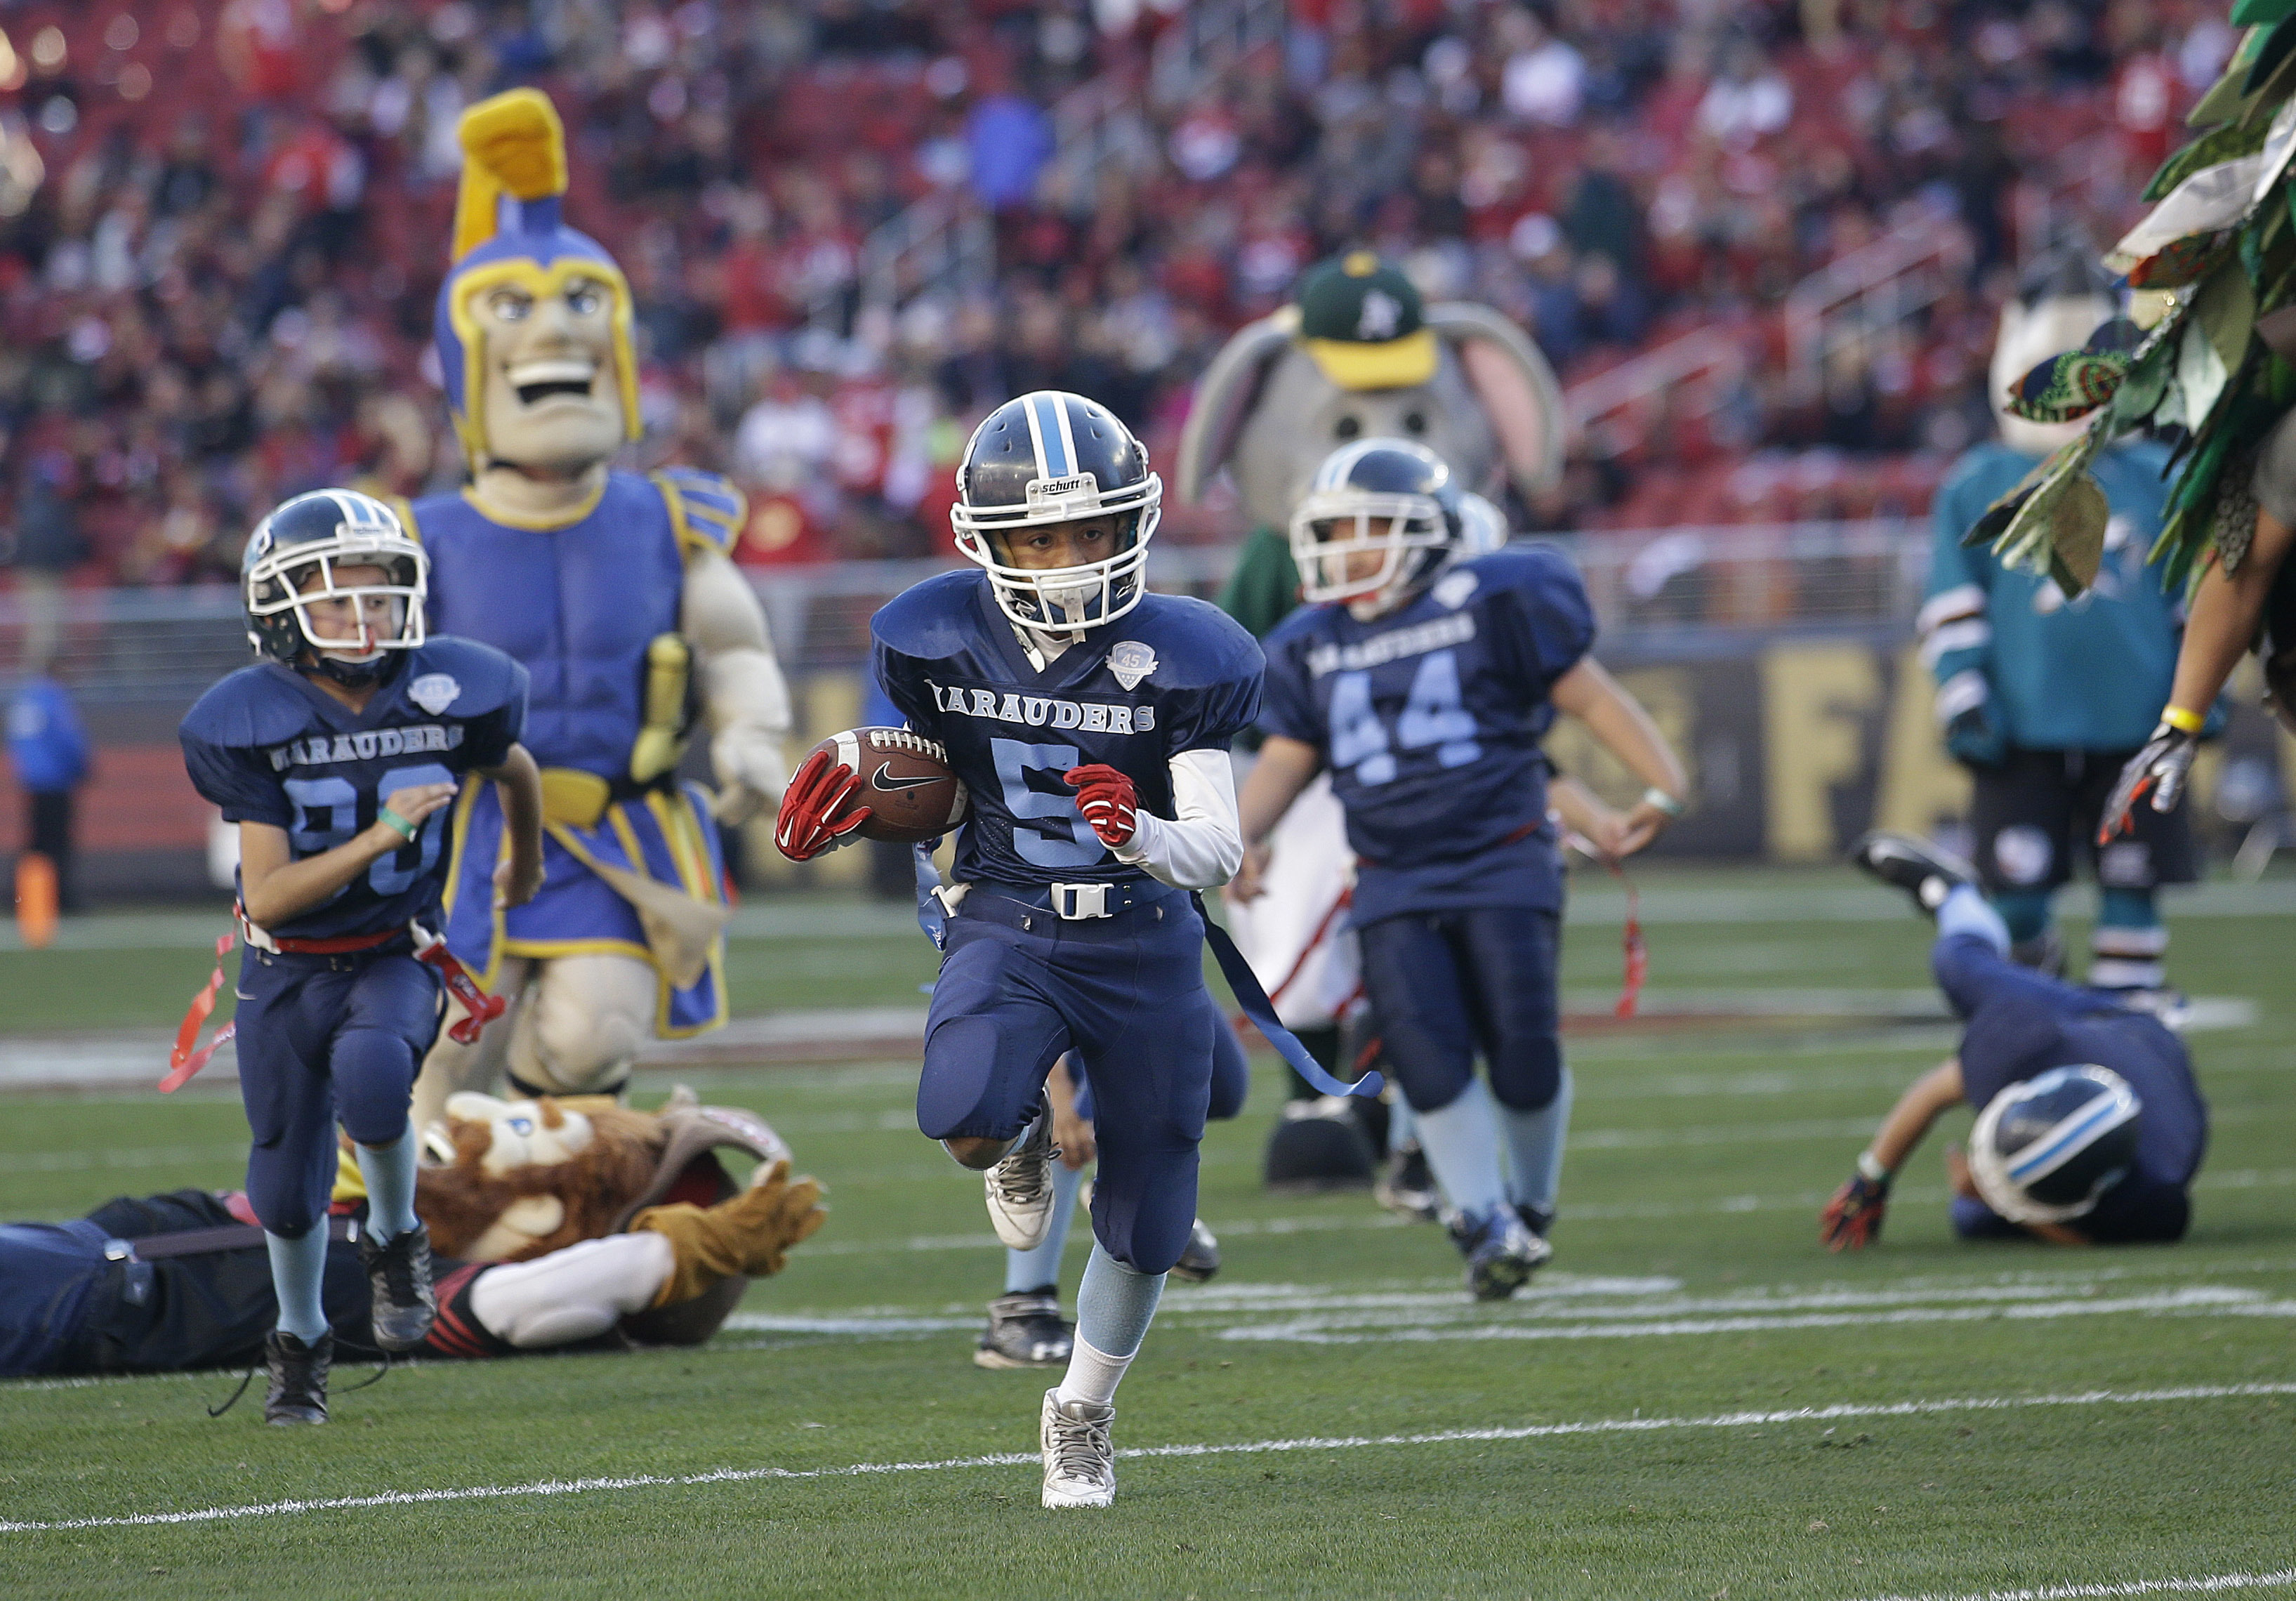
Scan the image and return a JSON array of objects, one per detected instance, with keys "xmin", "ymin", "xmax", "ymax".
[{"xmin": 406, "ymin": 91, "xmax": 791, "ymax": 1116}]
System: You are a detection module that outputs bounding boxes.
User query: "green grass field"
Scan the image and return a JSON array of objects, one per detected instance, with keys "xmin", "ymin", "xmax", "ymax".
[{"xmin": 1, "ymin": 870, "xmax": 2292, "ymax": 1600}]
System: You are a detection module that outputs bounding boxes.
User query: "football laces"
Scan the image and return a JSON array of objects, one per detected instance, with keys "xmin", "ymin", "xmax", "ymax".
[{"xmin": 865, "ymin": 727, "xmax": 950, "ymax": 765}]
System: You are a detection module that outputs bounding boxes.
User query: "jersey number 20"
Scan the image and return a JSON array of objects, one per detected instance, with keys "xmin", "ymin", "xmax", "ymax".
[
  {"xmin": 282, "ymin": 763, "xmax": 453, "ymax": 898},
  {"xmin": 1328, "ymin": 650, "xmax": 1481, "ymax": 787}
]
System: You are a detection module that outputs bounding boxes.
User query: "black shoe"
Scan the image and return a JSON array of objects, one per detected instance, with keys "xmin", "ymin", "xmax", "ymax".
[
  {"xmin": 263, "ymin": 1329, "xmax": 331, "ymax": 1425},
  {"xmin": 1515, "ymin": 1202, "xmax": 1555, "ymax": 1240},
  {"xmin": 1169, "ymin": 1218, "xmax": 1221, "ymax": 1284},
  {"xmin": 1847, "ymin": 831, "xmax": 1976, "ymax": 916},
  {"xmin": 1375, "ymin": 1147, "xmax": 1441, "ymax": 1223},
  {"xmin": 975, "ymin": 1289, "xmax": 1074, "ymax": 1370},
  {"xmin": 359, "ymin": 1222, "xmax": 437, "ymax": 1352}
]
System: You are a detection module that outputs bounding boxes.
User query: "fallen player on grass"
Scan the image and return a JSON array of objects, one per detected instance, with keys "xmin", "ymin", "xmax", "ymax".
[{"xmin": 1822, "ymin": 833, "xmax": 2207, "ymax": 1251}]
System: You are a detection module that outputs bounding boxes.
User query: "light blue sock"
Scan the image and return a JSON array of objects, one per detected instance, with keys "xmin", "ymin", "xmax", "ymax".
[
  {"xmin": 355, "ymin": 1124, "xmax": 419, "ymax": 1243},
  {"xmin": 1003, "ymin": 1159, "xmax": 1085, "ymax": 1293},
  {"xmin": 1073, "ymin": 1242, "xmax": 1166, "ymax": 1358},
  {"xmin": 1412, "ymin": 1076, "xmax": 1508, "ymax": 1218},
  {"xmin": 1387, "ymin": 1095, "xmax": 1419, "ymax": 1157},
  {"xmin": 266, "ymin": 1228, "xmax": 331, "ymax": 1343},
  {"xmin": 1497, "ymin": 1067, "xmax": 1571, "ymax": 1215},
  {"xmin": 1057, "ymin": 1244, "xmax": 1168, "ymax": 1407},
  {"xmin": 1938, "ymin": 883, "xmax": 2011, "ymax": 954}
]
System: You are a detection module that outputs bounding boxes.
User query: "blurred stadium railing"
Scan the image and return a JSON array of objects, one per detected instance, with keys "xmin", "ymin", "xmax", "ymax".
[{"xmin": 4, "ymin": 520, "xmax": 2285, "ymax": 898}]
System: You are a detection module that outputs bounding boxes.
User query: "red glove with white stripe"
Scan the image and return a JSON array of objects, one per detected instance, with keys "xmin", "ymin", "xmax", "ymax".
[
  {"xmin": 774, "ymin": 749, "xmax": 872, "ymax": 861},
  {"xmin": 1064, "ymin": 764, "xmax": 1139, "ymax": 848}
]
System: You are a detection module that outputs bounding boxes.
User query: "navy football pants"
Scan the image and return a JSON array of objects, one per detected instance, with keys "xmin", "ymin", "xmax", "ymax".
[
  {"xmin": 1073, "ymin": 1003, "xmax": 1248, "ymax": 1124},
  {"xmin": 917, "ymin": 900, "xmax": 1217, "ymax": 1275},
  {"xmin": 1358, "ymin": 906, "xmax": 1564, "ymax": 1115},
  {"xmin": 233, "ymin": 949, "xmax": 442, "ymax": 1239}
]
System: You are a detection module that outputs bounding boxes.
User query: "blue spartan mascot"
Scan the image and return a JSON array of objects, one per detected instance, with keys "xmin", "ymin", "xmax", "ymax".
[
  {"xmin": 1920, "ymin": 245, "xmax": 2198, "ymax": 1002},
  {"xmin": 1824, "ymin": 834, "xmax": 2206, "ymax": 1251},
  {"xmin": 406, "ymin": 90, "xmax": 794, "ymax": 1127}
]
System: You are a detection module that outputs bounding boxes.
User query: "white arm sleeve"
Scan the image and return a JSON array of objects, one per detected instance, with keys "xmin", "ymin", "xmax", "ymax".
[
  {"xmin": 1111, "ymin": 746, "xmax": 1243, "ymax": 891},
  {"xmin": 465, "ymin": 1231, "xmax": 675, "ymax": 1350}
]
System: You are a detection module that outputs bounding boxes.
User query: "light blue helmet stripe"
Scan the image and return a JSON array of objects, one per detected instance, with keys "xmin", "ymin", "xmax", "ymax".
[
  {"xmin": 1033, "ymin": 393, "xmax": 1071, "ymax": 477},
  {"xmin": 2005, "ymin": 1094, "xmax": 2131, "ymax": 1182}
]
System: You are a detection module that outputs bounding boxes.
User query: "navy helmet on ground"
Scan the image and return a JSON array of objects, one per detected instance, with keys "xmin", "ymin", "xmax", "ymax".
[
  {"xmin": 950, "ymin": 390, "xmax": 1162, "ymax": 635},
  {"xmin": 242, "ymin": 489, "xmax": 428, "ymax": 682},
  {"xmin": 1968, "ymin": 1063, "xmax": 2142, "ymax": 1224},
  {"xmin": 1288, "ymin": 437, "xmax": 1466, "ymax": 611}
]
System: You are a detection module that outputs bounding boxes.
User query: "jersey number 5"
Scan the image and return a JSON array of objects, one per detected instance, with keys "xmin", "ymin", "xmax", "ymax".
[
  {"xmin": 991, "ymin": 737, "xmax": 1105, "ymax": 869},
  {"xmin": 282, "ymin": 763, "xmax": 454, "ymax": 898},
  {"xmin": 1328, "ymin": 650, "xmax": 1482, "ymax": 788}
]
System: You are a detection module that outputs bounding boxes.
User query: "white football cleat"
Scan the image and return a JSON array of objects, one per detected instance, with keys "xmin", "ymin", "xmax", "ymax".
[
  {"xmin": 985, "ymin": 1111, "xmax": 1060, "ymax": 1250},
  {"xmin": 1040, "ymin": 1389, "xmax": 1116, "ymax": 1508}
]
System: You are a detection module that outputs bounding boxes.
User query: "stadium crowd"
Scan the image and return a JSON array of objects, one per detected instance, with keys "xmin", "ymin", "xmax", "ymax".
[{"xmin": 0, "ymin": 0, "xmax": 2237, "ymax": 589}]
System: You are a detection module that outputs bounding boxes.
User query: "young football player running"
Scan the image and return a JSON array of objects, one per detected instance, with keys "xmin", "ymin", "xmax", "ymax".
[
  {"xmin": 775, "ymin": 391, "xmax": 1263, "ymax": 1509},
  {"xmin": 178, "ymin": 490, "xmax": 543, "ymax": 1423},
  {"xmin": 1233, "ymin": 440, "xmax": 1687, "ymax": 1298},
  {"xmin": 1823, "ymin": 834, "xmax": 2206, "ymax": 1249}
]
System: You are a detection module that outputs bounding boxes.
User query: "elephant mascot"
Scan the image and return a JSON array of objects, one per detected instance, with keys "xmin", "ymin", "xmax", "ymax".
[
  {"xmin": 406, "ymin": 88, "xmax": 793, "ymax": 1132},
  {"xmin": 1178, "ymin": 253, "xmax": 1570, "ymax": 1193}
]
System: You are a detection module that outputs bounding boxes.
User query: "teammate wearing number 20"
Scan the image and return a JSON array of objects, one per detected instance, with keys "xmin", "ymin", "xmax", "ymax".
[
  {"xmin": 775, "ymin": 392, "xmax": 1260, "ymax": 1510},
  {"xmin": 1236, "ymin": 440, "xmax": 1687, "ymax": 1299},
  {"xmin": 179, "ymin": 490, "xmax": 543, "ymax": 1426}
]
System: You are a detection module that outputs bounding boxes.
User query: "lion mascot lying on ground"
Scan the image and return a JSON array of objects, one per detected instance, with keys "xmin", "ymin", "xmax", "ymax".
[{"xmin": 0, "ymin": 1090, "xmax": 824, "ymax": 1378}]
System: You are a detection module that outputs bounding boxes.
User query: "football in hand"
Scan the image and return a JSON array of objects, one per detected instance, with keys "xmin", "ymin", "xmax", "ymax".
[{"xmin": 807, "ymin": 727, "xmax": 969, "ymax": 845}]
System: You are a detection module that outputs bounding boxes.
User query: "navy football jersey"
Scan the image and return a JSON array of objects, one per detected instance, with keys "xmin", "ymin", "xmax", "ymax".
[
  {"xmin": 872, "ymin": 571, "xmax": 1262, "ymax": 888},
  {"xmin": 1260, "ymin": 547, "xmax": 1595, "ymax": 925},
  {"xmin": 1958, "ymin": 987, "xmax": 2206, "ymax": 1244},
  {"xmin": 180, "ymin": 639, "xmax": 527, "ymax": 941}
]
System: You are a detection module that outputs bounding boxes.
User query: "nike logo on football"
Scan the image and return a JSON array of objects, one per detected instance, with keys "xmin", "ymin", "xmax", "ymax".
[{"xmin": 870, "ymin": 762, "xmax": 941, "ymax": 793}]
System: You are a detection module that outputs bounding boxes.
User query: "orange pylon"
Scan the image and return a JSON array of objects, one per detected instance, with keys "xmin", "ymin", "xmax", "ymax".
[{"xmin": 15, "ymin": 851, "xmax": 58, "ymax": 949}]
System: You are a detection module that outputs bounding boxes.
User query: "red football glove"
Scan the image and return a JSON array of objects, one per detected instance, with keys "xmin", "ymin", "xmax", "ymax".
[
  {"xmin": 1819, "ymin": 1171, "xmax": 1889, "ymax": 1252},
  {"xmin": 1064, "ymin": 764, "xmax": 1139, "ymax": 848},
  {"xmin": 774, "ymin": 749, "xmax": 873, "ymax": 862}
]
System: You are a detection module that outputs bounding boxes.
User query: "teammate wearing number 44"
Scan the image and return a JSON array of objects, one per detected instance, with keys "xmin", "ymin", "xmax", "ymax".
[
  {"xmin": 777, "ymin": 390, "xmax": 1306, "ymax": 1511},
  {"xmin": 178, "ymin": 490, "xmax": 545, "ymax": 1425},
  {"xmin": 1235, "ymin": 440, "xmax": 1687, "ymax": 1299}
]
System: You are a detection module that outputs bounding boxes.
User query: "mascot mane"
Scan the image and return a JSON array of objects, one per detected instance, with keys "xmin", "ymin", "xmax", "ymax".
[{"xmin": 419, "ymin": 1102, "xmax": 664, "ymax": 1262}]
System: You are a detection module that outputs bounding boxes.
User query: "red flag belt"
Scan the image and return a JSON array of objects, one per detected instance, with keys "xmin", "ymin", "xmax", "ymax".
[{"xmin": 162, "ymin": 921, "xmax": 506, "ymax": 1093}]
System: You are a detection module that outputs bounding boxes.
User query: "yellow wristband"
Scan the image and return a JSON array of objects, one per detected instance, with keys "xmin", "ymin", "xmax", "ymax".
[{"xmin": 2161, "ymin": 706, "xmax": 2205, "ymax": 735}]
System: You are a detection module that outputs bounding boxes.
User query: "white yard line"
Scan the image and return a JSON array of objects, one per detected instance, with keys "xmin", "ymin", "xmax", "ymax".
[
  {"xmin": 1, "ymin": 1381, "xmax": 2287, "ymax": 1536},
  {"xmin": 720, "ymin": 1282, "xmax": 2287, "ymax": 1346},
  {"xmin": 1218, "ymin": 1286, "xmax": 2292, "ymax": 1345},
  {"xmin": 0, "ymin": 1144, "xmax": 248, "ymax": 1175},
  {"xmin": 1846, "ymin": 1570, "xmax": 2296, "ymax": 1601}
]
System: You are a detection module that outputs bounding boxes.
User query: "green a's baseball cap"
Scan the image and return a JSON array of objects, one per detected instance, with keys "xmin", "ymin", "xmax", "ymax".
[{"xmin": 1291, "ymin": 251, "xmax": 1439, "ymax": 390}]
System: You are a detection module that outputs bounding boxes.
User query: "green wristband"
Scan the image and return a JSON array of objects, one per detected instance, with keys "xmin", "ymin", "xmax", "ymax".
[{"xmin": 378, "ymin": 807, "xmax": 420, "ymax": 842}]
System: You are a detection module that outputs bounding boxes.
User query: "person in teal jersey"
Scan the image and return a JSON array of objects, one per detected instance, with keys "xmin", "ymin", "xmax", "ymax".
[
  {"xmin": 1921, "ymin": 248, "xmax": 2201, "ymax": 1006},
  {"xmin": 400, "ymin": 89, "xmax": 796, "ymax": 1128}
]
